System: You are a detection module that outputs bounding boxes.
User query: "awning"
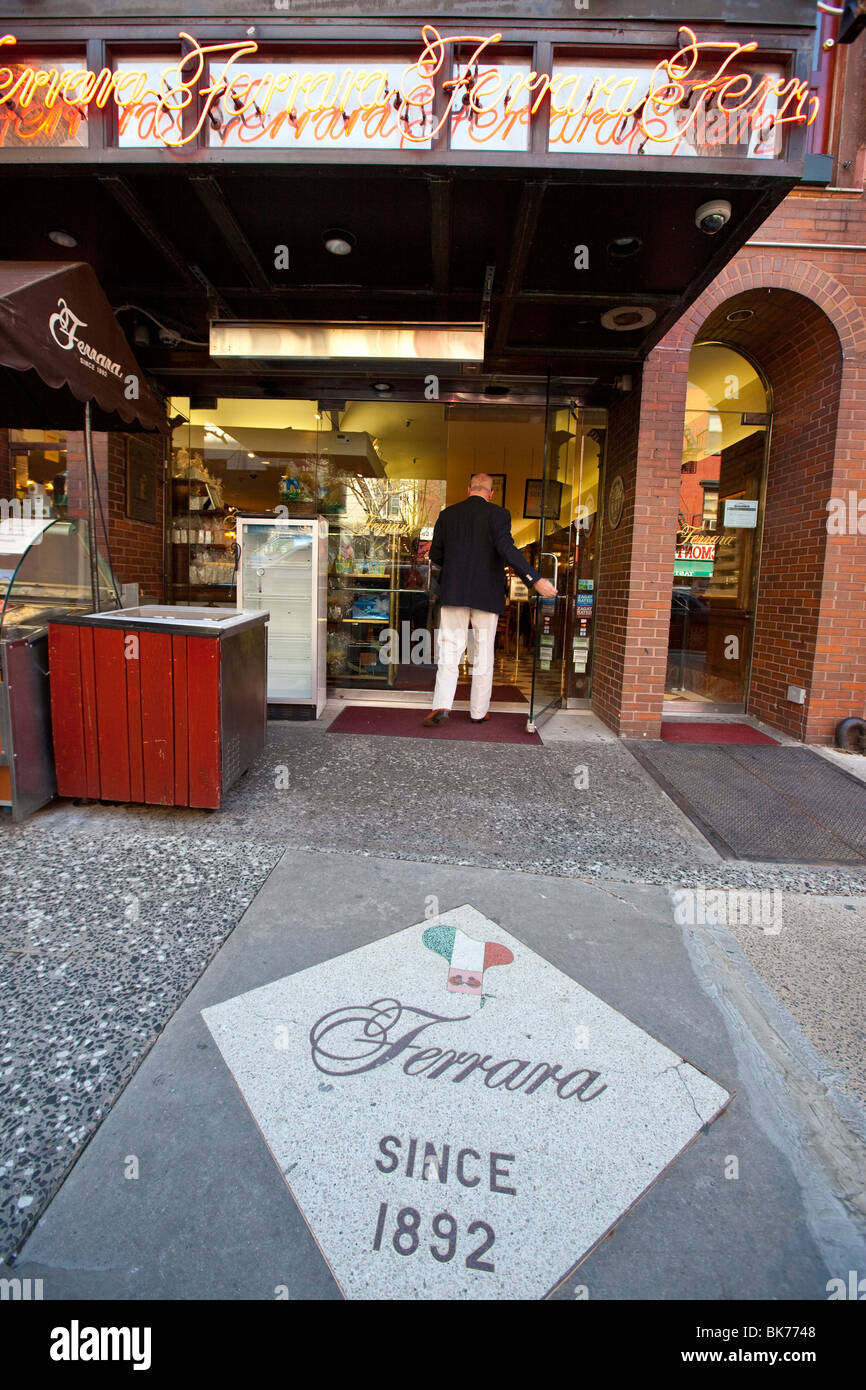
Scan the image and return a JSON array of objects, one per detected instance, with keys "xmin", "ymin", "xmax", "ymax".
[{"xmin": 0, "ymin": 261, "xmax": 167, "ymax": 433}]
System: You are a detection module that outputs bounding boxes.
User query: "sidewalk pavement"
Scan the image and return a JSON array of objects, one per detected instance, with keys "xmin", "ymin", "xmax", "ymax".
[{"xmin": 1, "ymin": 711, "xmax": 864, "ymax": 1296}]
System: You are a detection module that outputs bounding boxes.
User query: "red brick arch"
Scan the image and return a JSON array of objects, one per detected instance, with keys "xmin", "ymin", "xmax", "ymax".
[
  {"xmin": 592, "ymin": 255, "xmax": 866, "ymax": 742},
  {"xmin": 664, "ymin": 254, "xmax": 866, "ymax": 361}
]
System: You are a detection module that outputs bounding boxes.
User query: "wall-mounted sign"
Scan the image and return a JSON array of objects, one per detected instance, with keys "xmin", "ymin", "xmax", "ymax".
[
  {"xmin": 202, "ymin": 905, "xmax": 729, "ymax": 1300},
  {"xmin": 0, "ymin": 27, "xmax": 818, "ymax": 153},
  {"xmin": 607, "ymin": 474, "xmax": 625, "ymax": 530},
  {"xmin": 723, "ymin": 498, "xmax": 759, "ymax": 528},
  {"xmin": 126, "ymin": 437, "xmax": 157, "ymax": 524}
]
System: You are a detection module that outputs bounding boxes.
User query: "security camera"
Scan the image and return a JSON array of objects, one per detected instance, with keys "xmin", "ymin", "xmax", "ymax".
[
  {"xmin": 695, "ymin": 200, "xmax": 732, "ymax": 235},
  {"xmin": 158, "ymin": 327, "xmax": 181, "ymax": 346}
]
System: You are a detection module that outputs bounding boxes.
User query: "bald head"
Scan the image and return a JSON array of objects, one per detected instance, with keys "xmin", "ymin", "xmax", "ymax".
[{"xmin": 469, "ymin": 472, "xmax": 494, "ymax": 499}]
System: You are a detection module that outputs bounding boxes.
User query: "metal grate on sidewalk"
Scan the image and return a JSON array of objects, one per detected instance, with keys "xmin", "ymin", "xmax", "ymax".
[{"xmin": 628, "ymin": 743, "xmax": 866, "ymax": 864}]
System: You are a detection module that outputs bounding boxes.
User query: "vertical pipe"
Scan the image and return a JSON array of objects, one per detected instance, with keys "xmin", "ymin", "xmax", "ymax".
[{"xmin": 84, "ymin": 400, "xmax": 100, "ymax": 612}]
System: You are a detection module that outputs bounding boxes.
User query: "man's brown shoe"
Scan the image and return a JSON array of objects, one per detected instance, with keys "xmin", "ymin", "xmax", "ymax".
[
  {"xmin": 423, "ymin": 708, "xmax": 450, "ymax": 726},
  {"xmin": 470, "ymin": 712, "xmax": 491, "ymax": 723}
]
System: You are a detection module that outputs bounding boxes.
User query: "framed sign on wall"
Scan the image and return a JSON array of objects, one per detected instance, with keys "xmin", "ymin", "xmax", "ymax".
[
  {"xmin": 489, "ymin": 474, "xmax": 506, "ymax": 508},
  {"xmin": 523, "ymin": 478, "xmax": 563, "ymax": 520},
  {"xmin": 126, "ymin": 438, "xmax": 157, "ymax": 524}
]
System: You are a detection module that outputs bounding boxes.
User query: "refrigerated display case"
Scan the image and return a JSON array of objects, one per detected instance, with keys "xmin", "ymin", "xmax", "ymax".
[
  {"xmin": 236, "ymin": 516, "xmax": 328, "ymax": 717},
  {"xmin": 0, "ymin": 515, "xmax": 117, "ymax": 820}
]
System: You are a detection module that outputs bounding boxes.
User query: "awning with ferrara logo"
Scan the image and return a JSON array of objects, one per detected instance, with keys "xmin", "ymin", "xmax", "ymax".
[{"xmin": 0, "ymin": 260, "xmax": 166, "ymax": 432}]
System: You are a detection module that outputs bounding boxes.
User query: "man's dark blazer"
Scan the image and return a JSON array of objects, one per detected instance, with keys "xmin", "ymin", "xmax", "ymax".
[{"xmin": 429, "ymin": 494, "xmax": 541, "ymax": 615}]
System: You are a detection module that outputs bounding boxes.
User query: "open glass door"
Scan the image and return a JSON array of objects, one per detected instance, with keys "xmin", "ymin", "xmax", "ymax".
[{"xmin": 526, "ymin": 388, "xmax": 578, "ymax": 732}]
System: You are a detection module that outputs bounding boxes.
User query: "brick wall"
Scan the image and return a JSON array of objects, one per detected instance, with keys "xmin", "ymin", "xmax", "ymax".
[
  {"xmin": 66, "ymin": 428, "xmax": 166, "ymax": 603},
  {"xmin": 106, "ymin": 432, "xmax": 166, "ymax": 602},
  {"xmin": 593, "ymin": 347, "xmax": 690, "ymax": 738}
]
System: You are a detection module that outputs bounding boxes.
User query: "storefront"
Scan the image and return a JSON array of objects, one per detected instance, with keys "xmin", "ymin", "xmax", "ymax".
[{"xmin": 0, "ymin": 2, "xmax": 830, "ymax": 733}]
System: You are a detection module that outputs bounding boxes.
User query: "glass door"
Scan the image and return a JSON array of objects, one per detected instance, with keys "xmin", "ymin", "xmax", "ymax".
[
  {"xmin": 527, "ymin": 390, "xmax": 578, "ymax": 731},
  {"xmin": 665, "ymin": 344, "xmax": 770, "ymax": 710}
]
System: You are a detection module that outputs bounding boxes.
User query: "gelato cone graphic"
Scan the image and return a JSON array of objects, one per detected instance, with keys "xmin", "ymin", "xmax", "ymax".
[{"xmin": 422, "ymin": 925, "xmax": 514, "ymax": 998}]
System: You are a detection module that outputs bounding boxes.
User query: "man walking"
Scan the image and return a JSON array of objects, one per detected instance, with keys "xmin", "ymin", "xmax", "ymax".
[{"xmin": 424, "ymin": 472, "xmax": 557, "ymax": 725}]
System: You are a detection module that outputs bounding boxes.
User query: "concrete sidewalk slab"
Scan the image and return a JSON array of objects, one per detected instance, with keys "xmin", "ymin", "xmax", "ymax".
[
  {"xmin": 201, "ymin": 905, "xmax": 729, "ymax": 1301},
  {"xmin": 8, "ymin": 850, "xmax": 860, "ymax": 1301}
]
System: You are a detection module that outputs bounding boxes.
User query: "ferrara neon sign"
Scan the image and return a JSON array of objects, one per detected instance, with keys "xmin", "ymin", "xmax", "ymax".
[{"xmin": 0, "ymin": 26, "xmax": 819, "ymax": 155}]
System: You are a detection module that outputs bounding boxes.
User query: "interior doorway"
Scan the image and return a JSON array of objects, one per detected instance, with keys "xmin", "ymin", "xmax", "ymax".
[{"xmin": 665, "ymin": 343, "xmax": 770, "ymax": 713}]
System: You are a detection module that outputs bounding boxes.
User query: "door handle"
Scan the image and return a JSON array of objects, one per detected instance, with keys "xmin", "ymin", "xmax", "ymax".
[{"xmin": 541, "ymin": 551, "xmax": 559, "ymax": 592}]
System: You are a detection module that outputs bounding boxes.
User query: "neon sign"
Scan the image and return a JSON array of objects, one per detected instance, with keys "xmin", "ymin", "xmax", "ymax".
[{"xmin": 0, "ymin": 26, "xmax": 819, "ymax": 155}]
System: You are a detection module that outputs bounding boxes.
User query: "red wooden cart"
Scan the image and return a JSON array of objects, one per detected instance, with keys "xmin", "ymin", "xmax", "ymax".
[{"xmin": 49, "ymin": 606, "xmax": 268, "ymax": 810}]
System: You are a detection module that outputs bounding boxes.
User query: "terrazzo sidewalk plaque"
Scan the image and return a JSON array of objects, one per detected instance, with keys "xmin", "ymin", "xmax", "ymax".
[{"xmin": 201, "ymin": 906, "xmax": 730, "ymax": 1300}]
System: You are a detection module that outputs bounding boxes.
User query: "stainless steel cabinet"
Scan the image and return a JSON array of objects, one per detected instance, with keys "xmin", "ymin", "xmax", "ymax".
[{"xmin": 236, "ymin": 516, "xmax": 328, "ymax": 717}]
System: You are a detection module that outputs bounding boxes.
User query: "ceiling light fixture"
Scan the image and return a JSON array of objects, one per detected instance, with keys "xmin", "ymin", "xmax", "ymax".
[
  {"xmin": 323, "ymin": 229, "xmax": 356, "ymax": 256},
  {"xmin": 371, "ymin": 381, "xmax": 393, "ymax": 393},
  {"xmin": 600, "ymin": 305, "xmax": 657, "ymax": 332},
  {"xmin": 726, "ymin": 308, "xmax": 755, "ymax": 323},
  {"xmin": 607, "ymin": 236, "xmax": 643, "ymax": 259},
  {"xmin": 48, "ymin": 230, "xmax": 78, "ymax": 248}
]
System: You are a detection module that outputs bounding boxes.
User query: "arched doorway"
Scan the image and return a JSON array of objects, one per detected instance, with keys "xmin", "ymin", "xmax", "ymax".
[{"xmin": 665, "ymin": 342, "xmax": 771, "ymax": 711}]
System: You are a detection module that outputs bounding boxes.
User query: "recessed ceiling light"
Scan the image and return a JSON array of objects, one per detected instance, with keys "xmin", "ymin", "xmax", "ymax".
[
  {"xmin": 49, "ymin": 230, "xmax": 78, "ymax": 248},
  {"xmin": 323, "ymin": 228, "xmax": 356, "ymax": 256},
  {"xmin": 726, "ymin": 308, "xmax": 754, "ymax": 323},
  {"xmin": 371, "ymin": 381, "xmax": 392, "ymax": 393},
  {"xmin": 600, "ymin": 305, "xmax": 657, "ymax": 332},
  {"xmin": 607, "ymin": 236, "xmax": 643, "ymax": 259}
]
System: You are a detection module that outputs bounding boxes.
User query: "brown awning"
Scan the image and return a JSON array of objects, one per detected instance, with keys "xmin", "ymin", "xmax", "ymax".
[{"xmin": 0, "ymin": 261, "xmax": 167, "ymax": 433}]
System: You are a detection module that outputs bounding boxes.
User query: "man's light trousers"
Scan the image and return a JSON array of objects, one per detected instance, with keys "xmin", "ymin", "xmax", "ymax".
[{"xmin": 432, "ymin": 606, "xmax": 499, "ymax": 719}]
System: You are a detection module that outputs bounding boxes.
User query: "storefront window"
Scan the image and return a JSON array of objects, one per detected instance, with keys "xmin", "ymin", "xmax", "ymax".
[
  {"xmin": 206, "ymin": 58, "xmax": 433, "ymax": 150},
  {"xmin": 449, "ymin": 58, "xmax": 532, "ymax": 152},
  {"xmin": 114, "ymin": 57, "xmax": 184, "ymax": 147},
  {"xmin": 0, "ymin": 55, "xmax": 89, "ymax": 150},
  {"xmin": 666, "ymin": 343, "xmax": 770, "ymax": 709},
  {"xmin": 7, "ymin": 429, "xmax": 67, "ymax": 520},
  {"xmin": 167, "ymin": 395, "xmax": 610, "ymax": 699}
]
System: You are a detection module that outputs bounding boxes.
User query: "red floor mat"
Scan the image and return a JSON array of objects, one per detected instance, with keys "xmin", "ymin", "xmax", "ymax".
[
  {"xmin": 328, "ymin": 706, "xmax": 542, "ymax": 744},
  {"xmin": 660, "ymin": 721, "xmax": 779, "ymax": 745}
]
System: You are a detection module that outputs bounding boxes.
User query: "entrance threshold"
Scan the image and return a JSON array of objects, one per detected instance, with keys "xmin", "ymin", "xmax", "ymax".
[
  {"xmin": 662, "ymin": 704, "xmax": 746, "ymax": 720},
  {"xmin": 329, "ymin": 687, "xmax": 529, "ymax": 714}
]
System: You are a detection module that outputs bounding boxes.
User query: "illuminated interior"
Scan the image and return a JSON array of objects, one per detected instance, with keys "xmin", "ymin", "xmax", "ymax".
[
  {"xmin": 169, "ymin": 395, "xmax": 605, "ymax": 697},
  {"xmin": 667, "ymin": 343, "xmax": 770, "ymax": 708}
]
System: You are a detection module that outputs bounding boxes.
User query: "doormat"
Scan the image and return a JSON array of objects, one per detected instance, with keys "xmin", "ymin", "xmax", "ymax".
[
  {"xmin": 661, "ymin": 721, "xmax": 778, "ymax": 745},
  {"xmin": 629, "ymin": 743, "xmax": 866, "ymax": 863},
  {"xmin": 328, "ymin": 705, "xmax": 542, "ymax": 745},
  {"xmin": 202, "ymin": 905, "xmax": 729, "ymax": 1301},
  {"xmin": 393, "ymin": 666, "xmax": 527, "ymax": 702}
]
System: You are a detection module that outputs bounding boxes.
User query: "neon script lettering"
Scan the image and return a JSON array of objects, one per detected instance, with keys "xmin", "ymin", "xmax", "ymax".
[{"xmin": 0, "ymin": 27, "xmax": 819, "ymax": 152}]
